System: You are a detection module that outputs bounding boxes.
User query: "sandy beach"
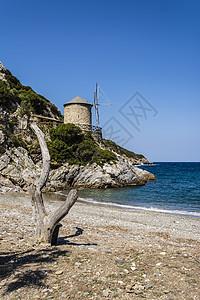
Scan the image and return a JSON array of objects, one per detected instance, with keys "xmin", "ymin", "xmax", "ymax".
[{"xmin": 0, "ymin": 192, "xmax": 200, "ymax": 299}]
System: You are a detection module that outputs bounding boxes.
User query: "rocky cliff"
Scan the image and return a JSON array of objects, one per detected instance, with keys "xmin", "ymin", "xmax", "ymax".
[
  {"xmin": 0, "ymin": 147, "xmax": 155, "ymax": 193},
  {"xmin": 0, "ymin": 62, "xmax": 156, "ymax": 193}
]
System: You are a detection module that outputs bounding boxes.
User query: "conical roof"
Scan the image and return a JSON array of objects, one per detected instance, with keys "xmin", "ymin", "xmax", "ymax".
[{"xmin": 64, "ymin": 96, "xmax": 93, "ymax": 106}]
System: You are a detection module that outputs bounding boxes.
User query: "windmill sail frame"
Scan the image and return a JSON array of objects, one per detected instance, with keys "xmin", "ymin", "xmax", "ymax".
[{"xmin": 94, "ymin": 83, "xmax": 112, "ymax": 127}]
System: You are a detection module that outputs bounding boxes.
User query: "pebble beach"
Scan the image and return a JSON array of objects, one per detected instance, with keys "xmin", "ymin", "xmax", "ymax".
[{"xmin": 0, "ymin": 192, "xmax": 200, "ymax": 299}]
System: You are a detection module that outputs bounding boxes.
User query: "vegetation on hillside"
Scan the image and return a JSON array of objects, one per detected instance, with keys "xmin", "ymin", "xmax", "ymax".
[
  {"xmin": 48, "ymin": 123, "xmax": 117, "ymax": 166},
  {"xmin": 103, "ymin": 139, "xmax": 145, "ymax": 160},
  {"xmin": 0, "ymin": 70, "xmax": 62, "ymax": 119},
  {"xmin": 0, "ymin": 77, "xmax": 20, "ymax": 109}
]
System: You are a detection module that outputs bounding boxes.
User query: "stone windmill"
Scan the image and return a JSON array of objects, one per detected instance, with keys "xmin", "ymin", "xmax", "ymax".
[{"xmin": 63, "ymin": 96, "xmax": 93, "ymax": 132}]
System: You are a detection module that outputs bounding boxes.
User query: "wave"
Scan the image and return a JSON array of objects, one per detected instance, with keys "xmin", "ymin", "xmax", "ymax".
[
  {"xmin": 78, "ymin": 197, "xmax": 200, "ymax": 218},
  {"xmin": 55, "ymin": 191, "xmax": 200, "ymax": 218}
]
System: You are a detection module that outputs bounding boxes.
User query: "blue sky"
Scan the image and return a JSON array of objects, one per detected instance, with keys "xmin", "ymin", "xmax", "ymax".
[{"xmin": 1, "ymin": 0, "xmax": 200, "ymax": 161}]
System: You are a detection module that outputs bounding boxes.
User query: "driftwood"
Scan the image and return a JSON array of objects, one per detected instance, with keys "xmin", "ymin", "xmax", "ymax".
[{"xmin": 30, "ymin": 123, "xmax": 77, "ymax": 244}]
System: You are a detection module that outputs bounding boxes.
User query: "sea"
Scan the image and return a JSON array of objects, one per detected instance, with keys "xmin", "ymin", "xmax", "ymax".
[{"xmin": 59, "ymin": 162, "xmax": 200, "ymax": 218}]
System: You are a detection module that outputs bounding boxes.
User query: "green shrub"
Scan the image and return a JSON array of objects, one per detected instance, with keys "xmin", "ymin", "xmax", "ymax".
[
  {"xmin": 0, "ymin": 80, "xmax": 20, "ymax": 108},
  {"xmin": 76, "ymin": 139, "xmax": 95, "ymax": 163},
  {"xmin": 48, "ymin": 123, "xmax": 117, "ymax": 166},
  {"xmin": 50, "ymin": 123, "xmax": 83, "ymax": 145},
  {"xmin": 5, "ymin": 70, "xmax": 23, "ymax": 90}
]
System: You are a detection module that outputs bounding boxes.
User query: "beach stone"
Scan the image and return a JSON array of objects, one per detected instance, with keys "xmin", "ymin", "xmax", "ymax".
[
  {"xmin": 41, "ymin": 288, "xmax": 49, "ymax": 293},
  {"xmin": 116, "ymin": 259, "xmax": 124, "ymax": 265},
  {"xmin": 139, "ymin": 285, "xmax": 145, "ymax": 290},
  {"xmin": 126, "ymin": 283, "xmax": 134, "ymax": 290},
  {"xmin": 102, "ymin": 289, "xmax": 110, "ymax": 297},
  {"xmin": 135, "ymin": 290, "xmax": 143, "ymax": 295},
  {"xmin": 134, "ymin": 284, "xmax": 139, "ymax": 290},
  {"xmin": 61, "ymin": 292, "xmax": 67, "ymax": 298},
  {"xmin": 55, "ymin": 270, "xmax": 63, "ymax": 275},
  {"xmin": 144, "ymin": 284, "xmax": 152, "ymax": 290}
]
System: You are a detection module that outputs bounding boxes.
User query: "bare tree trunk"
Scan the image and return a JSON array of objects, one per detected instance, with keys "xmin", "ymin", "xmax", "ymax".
[{"xmin": 30, "ymin": 123, "xmax": 77, "ymax": 244}]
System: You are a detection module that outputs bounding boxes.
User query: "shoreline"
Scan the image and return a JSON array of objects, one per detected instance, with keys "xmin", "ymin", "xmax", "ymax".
[
  {"xmin": 1, "ymin": 192, "xmax": 200, "ymax": 242},
  {"xmin": 55, "ymin": 190, "xmax": 200, "ymax": 219},
  {"xmin": 77, "ymin": 198, "xmax": 200, "ymax": 219}
]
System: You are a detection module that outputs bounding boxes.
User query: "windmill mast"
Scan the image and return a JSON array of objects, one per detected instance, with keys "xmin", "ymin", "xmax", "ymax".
[
  {"xmin": 94, "ymin": 83, "xmax": 112, "ymax": 127},
  {"xmin": 94, "ymin": 82, "xmax": 100, "ymax": 127}
]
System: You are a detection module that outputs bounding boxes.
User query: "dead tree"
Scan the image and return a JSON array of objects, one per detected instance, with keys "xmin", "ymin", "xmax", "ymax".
[{"xmin": 30, "ymin": 123, "xmax": 77, "ymax": 244}]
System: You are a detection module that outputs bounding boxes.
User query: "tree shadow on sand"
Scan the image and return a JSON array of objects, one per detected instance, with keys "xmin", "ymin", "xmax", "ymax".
[
  {"xmin": 0, "ymin": 227, "xmax": 97, "ymax": 295},
  {"xmin": 57, "ymin": 227, "xmax": 98, "ymax": 246},
  {"xmin": 0, "ymin": 248, "xmax": 68, "ymax": 295}
]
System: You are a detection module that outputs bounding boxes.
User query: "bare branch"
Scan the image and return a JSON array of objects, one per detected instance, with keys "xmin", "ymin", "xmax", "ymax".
[
  {"xmin": 30, "ymin": 123, "xmax": 50, "ymax": 190},
  {"xmin": 47, "ymin": 189, "xmax": 78, "ymax": 229}
]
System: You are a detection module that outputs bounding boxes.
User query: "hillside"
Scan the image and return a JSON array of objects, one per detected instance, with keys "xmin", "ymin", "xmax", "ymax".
[
  {"xmin": 0, "ymin": 61, "xmax": 62, "ymax": 119},
  {"xmin": 0, "ymin": 62, "xmax": 155, "ymax": 192},
  {"xmin": 0, "ymin": 61, "xmax": 62, "ymax": 155}
]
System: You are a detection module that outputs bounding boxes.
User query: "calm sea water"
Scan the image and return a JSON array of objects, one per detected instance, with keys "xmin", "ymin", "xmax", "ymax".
[{"xmin": 60, "ymin": 162, "xmax": 200, "ymax": 217}]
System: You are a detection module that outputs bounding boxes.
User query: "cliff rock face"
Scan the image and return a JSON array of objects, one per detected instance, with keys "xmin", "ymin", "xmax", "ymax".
[
  {"xmin": 0, "ymin": 147, "xmax": 156, "ymax": 193},
  {"xmin": 51, "ymin": 157, "xmax": 156, "ymax": 189},
  {"xmin": 0, "ymin": 147, "xmax": 40, "ymax": 193}
]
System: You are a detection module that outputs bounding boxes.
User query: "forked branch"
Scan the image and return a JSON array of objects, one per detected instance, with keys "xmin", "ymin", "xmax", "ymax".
[{"xmin": 30, "ymin": 122, "xmax": 78, "ymax": 244}]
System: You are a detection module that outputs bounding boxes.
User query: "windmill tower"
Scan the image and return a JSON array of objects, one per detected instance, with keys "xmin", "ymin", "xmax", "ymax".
[{"xmin": 63, "ymin": 96, "xmax": 93, "ymax": 131}]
